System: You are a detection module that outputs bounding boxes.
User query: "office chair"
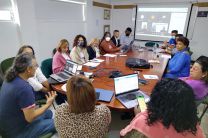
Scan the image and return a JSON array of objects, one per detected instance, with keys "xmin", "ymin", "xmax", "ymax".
[
  {"xmin": 0, "ymin": 57, "xmax": 15, "ymax": 75},
  {"xmin": 198, "ymin": 96, "xmax": 208, "ymax": 123},
  {"xmin": 41, "ymin": 58, "xmax": 53, "ymax": 78}
]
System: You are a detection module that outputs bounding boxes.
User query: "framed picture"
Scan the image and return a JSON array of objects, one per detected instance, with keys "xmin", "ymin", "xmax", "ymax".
[
  {"xmin": 104, "ymin": 9, "xmax": 110, "ymax": 20},
  {"xmin": 104, "ymin": 25, "xmax": 110, "ymax": 34}
]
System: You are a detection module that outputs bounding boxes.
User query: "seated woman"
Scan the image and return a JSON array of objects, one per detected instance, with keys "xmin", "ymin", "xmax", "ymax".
[
  {"xmin": 87, "ymin": 38, "xmax": 100, "ymax": 60},
  {"xmin": 0, "ymin": 53, "xmax": 56, "ymax": 138},
  {"xmin": 164, "ymin": 37, "xmax": 191, "ymax": 78},
  {"xmin": 120, "ymin": 78, "xmax": 205, "ymax": 138},
  {"xmin": 180, "ymin": 56, "xmax": 208, "ymax": 100},
  {"xmin": 55, "ymin": 75, "xmax": 111, "ymax": 138},
  {"xmin": 99, "ymin": 32, "xmax": 120, "ymax": 55},
  {"xmin": 70, "ymin": 34, "xmax": 89, "ymax": 64},
  {"xmin": 53, "ymin": 39, "xmax": 70, "ymax": 74},
  {"xmin": 17, "ymin": 45, "xmax": 50, "ymax": 100}
]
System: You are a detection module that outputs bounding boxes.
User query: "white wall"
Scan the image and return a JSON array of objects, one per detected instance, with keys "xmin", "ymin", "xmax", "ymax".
[
  {"xmin": 188, "ymin": 7, "xmax": 208, "ymax": 60},
  {"xmin": 0, "ymin": 0, "xmax": 111, "ymax": 63}
]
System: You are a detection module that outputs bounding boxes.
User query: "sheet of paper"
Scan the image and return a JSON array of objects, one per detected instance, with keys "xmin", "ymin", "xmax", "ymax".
[
  {"xmin": 119, "ymin": 54, "xmax": 127, "ymax": 56},
  {"xmin": 143, "ymin": 75, "xmax": 159, "ymax": 80},
  {"xmin": 148, "ymin": 60, "xmax": 160, "ymax": 64},
  {"xmin": 84, "ymin": 62, "xmax": 100, "ymax": 67},
  {"xmin": 61, "ymin": 83, "xmax": 67, "ymax": 92},
  {"xmin": 161, "ymin": 54, "xmax": 171, "ymax": 59},
  {"xmin": 103, "ymin": 54, "xmax": 117, "ymax": 57},
  {"xmin": 77, "ymin": 65, "xmax": 82, "ymax": 70},
  {"xmin": 90, "ymin": 58, "xmax": 104, "ymax": 63}
]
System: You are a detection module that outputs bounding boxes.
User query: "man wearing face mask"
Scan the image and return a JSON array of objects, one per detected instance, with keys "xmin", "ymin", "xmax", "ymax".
[
  {"xmin": 99, "ymin": 32, "xmax": 120, "ymax": 55},
  {"xmin": 70, "ymin": 34, "xmax": 89, "ymax": 64},
  {"xmin": 120, "ymin": 27, "xmax": 133, "ymax": 46}
]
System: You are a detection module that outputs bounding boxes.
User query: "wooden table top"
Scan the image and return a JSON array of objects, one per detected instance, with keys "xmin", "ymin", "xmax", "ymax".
[{"xmin": 51, "ymin": 49, "xmax": 169, "ymax": 110}]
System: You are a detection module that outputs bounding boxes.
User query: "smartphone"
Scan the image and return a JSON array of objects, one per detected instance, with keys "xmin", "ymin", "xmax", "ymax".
[{"xmin": 137, "ymin": 95, "xmax": 147, "ymax": 112}]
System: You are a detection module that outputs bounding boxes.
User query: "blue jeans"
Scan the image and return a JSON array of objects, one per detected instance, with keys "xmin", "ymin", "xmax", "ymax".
[{"xmin": 17, "ymin": 110, "xmax": 56, "ymax": 138}]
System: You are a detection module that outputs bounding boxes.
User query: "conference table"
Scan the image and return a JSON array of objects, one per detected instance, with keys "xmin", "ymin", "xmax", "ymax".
[{"xmin": 51, "ymin": 48, "xmax": 169, "ymax": 110}]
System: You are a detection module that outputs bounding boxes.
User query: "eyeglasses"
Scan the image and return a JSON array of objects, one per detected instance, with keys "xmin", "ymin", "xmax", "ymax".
[{"xmin": 31, "ymin": 64, "xmax": 39, "ymax": 69}]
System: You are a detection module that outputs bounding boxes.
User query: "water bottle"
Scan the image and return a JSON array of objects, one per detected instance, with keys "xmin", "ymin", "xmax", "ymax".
[{"xmin": 153, "ymin": 43, "xmax": 157, "ymax": 59}]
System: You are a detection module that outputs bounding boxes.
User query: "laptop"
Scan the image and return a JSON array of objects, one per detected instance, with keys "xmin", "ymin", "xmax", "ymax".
[
  {"xmin": 114, "ymin": 74, "xmax": 150, "ymax": 109},
  {"xmin": 95, "ymin": 88, "xmax": 114, "ymax": 102},
  {"xmin": 50, "ymin": 60, "xmax": 79, "ymax": 83},
  {"xmin": 121, "ymin": 40, "xmax": 134, "ymax": 53}
]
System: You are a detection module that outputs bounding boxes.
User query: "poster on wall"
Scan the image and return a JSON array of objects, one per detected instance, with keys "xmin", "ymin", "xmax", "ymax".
[
  {"xmin": 104, "ymin": 9, "xmax": 110, "ymax": 20},
  {"xmin": 104, "ymin": 25, "xmax": 110, "ymax": 34}
]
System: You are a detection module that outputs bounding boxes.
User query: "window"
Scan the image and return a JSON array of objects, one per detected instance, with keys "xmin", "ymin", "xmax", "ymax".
[
  {"xmin": 0, "ymin": 10, "xmax": 12, "ymax": 21},
  {"xmin": 134, "ymin": 3, "xmax": 191, "ymax": 41}
]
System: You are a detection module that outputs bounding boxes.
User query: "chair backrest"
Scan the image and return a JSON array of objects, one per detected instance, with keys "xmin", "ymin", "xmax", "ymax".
[
  {"xmin": 145, "ymin": 41, "xmax": 159, "ymax": 47},
  {"xmin": 0, "ymin": 57, "xmax": 15, "ymax": 75},
  {"xmin": 41, "ymin": 58, "xmax": 53, "ymax": 78}
]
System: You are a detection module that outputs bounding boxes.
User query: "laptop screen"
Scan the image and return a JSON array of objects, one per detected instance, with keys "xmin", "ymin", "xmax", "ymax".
[
  {"xmin": 64, "ymin": 60, "xmax": 78, "ymax": 74},
  {"xmin": 114, "ymin": 74, "xmax": 139, "ymax": 95}
]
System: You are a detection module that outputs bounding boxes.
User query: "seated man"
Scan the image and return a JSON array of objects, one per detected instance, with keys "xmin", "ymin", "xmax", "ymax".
[
  {"xmin": 120, "ymin": 27, "xmax": 133, "ymax": 46},
  {"xmin": 111, "ymin": 30, "xmax": 120, "ymax": 47}
]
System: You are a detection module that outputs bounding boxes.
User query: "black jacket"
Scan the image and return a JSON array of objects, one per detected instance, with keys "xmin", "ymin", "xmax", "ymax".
[
  {"xmin": 111, "ymin": 36, "xmax": 120, "ymax": 47},
  {"xmin": 87, "ymin": 46, "xmax": 96, "ymax": 60}
]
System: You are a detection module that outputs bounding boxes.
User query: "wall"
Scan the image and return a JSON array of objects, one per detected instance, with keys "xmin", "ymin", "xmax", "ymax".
[{"xmin": 0, "ymin": 0, "xmax": 111, "ymax": 63}]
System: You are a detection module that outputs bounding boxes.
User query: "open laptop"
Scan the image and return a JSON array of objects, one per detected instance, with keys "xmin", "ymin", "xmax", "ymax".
[
  {"xmin": 95, "ymin": 88, "xmax": 114, "ymax": 102},
  {"xmin": 114, "ymin": 74, "xmax": 150, "ymax": 109},
  {"xmin": 121, "ymin": 40, "xmax": 134, "ymax": 53},
  {"xmin": 50, "ymin": 60, "xmax": 79, "ymax": 83}
]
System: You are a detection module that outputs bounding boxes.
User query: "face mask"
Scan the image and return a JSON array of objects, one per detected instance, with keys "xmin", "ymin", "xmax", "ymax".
[
  {"xmin": 126, "ymin": 33, "xmax": 130, "ymax": 36},
  {"xmin": 171, "ymin": 36, "xmax": 175, "ymax": 39},
  {"xmin": 78, "ymin": 41, "xmax": 84, "ymax": 47},
  {"xmin": 105, "ymin": 37, "xmax": 110, "ymax": 41}
]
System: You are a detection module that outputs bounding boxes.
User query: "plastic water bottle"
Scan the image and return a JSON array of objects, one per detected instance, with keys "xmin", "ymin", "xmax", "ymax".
[{"xmin": 153, "ymin": 44, "xmax": 157, "ymax": 59}]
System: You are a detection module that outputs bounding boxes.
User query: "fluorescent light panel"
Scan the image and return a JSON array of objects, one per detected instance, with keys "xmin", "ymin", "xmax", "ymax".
[{"xmin": 56, "ymin": 0, "xmax": 86, "ymax": 5}]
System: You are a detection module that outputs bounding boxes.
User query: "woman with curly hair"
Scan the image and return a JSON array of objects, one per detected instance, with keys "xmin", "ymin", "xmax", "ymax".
[
  {"xmin": 120, "ymin": 78, "xmax": 205, "ymax": 138},
  {"xmin": 70, "ymin": 34, "xmax": 89, "ymax": 64}
]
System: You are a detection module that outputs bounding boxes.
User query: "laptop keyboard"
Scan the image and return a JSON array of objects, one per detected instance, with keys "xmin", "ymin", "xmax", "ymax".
[
  {"xmin": 58, "ymin": 73, "xmax": 69, "ymax": 79},
  {"xmin": 119, "ymin": 94, "xmax": 136, "ymax": 102}
]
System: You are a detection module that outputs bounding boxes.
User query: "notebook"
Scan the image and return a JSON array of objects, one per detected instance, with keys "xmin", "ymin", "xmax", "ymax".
[
  {"xmin": 50, "ymin": 60, "xmax": 79, "ymax": 83},
  {"xmin": 114, "ymin": 74, "xmax": 150, "ymax": 109}
]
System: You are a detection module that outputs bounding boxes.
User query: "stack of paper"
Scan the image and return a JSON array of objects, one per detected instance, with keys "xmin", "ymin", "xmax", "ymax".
[
  {"xmin": 103, "ymin": 54, "xmax": 117, "ymax": 57},
  {"xmin": 90, "ymin": 58, "xmax": 104, "ymax": 63},
  {"xmin": 148, "ymin": 60, "xmax": 160, "ymax": 64},
  {"xmin": 84, "ymin": 62, "xmax": 100, "ymax": 67},
  {"xmin": 143, "ymin": 75, "xmax": 159, "ymax": 80}
]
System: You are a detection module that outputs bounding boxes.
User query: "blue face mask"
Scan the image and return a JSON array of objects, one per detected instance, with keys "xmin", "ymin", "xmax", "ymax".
[{"xmin": 78, "ymin": 41, "xmax": 84, "ymax": 47}]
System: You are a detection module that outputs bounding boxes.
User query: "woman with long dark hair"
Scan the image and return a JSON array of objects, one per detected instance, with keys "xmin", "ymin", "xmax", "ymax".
[{"xmin": 120, "ymin": 79, "xmax": 205, "ymax": 138}]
